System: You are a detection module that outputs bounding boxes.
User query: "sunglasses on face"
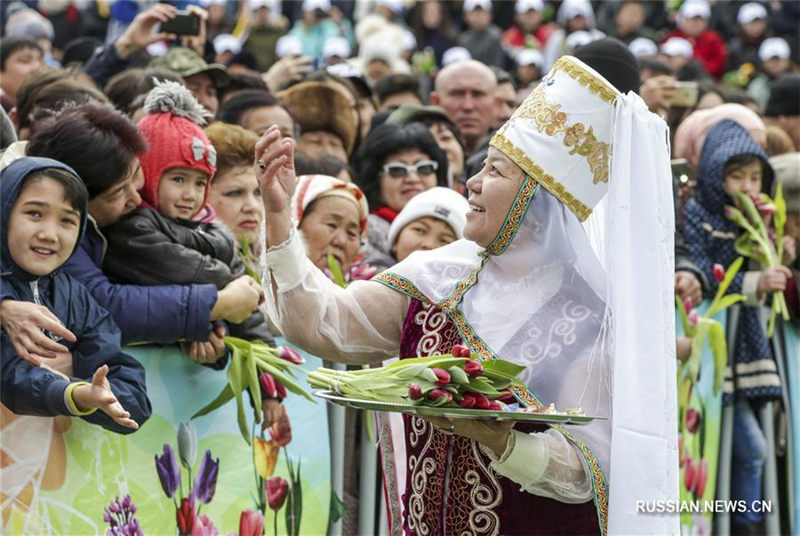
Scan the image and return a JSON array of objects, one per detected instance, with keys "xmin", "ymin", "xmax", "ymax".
[{"xmin": 382, "ymin": 160, "xmax": 439, "ymax": 179}]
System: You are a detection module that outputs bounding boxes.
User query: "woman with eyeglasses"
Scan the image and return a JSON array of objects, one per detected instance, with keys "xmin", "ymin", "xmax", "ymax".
[{"xmin": 352, "ymin": 122, "xmax": 449, "ymax": 270}]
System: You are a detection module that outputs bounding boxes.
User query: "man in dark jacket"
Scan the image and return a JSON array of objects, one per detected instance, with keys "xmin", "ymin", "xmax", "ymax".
[{"xmin": 1, "ymin": 157, "xmax": 151, "ymax": 434}]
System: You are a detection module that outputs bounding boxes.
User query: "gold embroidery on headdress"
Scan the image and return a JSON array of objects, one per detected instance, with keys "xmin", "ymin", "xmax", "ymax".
[
  {"xmin": 514, "ymin": 84, "xmax": 610, "ymax": 185},
  {"xmin": 554, "ymin": 56, "xmax": 619, "ymax": 104}
]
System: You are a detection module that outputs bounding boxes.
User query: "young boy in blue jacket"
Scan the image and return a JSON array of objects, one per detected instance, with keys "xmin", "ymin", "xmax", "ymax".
[{"xmin": 1, "ymin": 157, "xmax": 151, "ymax": 434}]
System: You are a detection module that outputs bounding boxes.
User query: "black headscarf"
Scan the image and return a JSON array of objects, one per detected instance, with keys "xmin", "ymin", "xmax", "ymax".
[{"xmin": 575, "ymin": 38, "xmax": 641, "ymax": 95}]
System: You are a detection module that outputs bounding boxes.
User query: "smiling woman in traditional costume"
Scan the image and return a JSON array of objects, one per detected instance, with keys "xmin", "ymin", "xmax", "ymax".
[{"xmin": 257, "ymin": 39, "xmax": 679, "ymax": 536}]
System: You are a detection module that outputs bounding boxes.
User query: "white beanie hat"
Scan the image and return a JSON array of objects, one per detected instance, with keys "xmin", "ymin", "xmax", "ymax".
[{"xmin": 388, "ymin": 187, "xmax": 469, "ymax": 247}]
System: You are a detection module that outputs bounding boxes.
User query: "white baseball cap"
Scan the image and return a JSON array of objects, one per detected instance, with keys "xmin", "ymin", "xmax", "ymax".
[
  {"xmin": 759, "ymin": 37, "xmax": 790, "ymax": 61},
  {"xmin": 516, "ymin": 48, "xmax": 544, "ymax": 68},
  {"xmin": 376, "ymin": 0, "xmax": 404, "ymax": 15},
  {"xmin": 442, "ymin": 46, "xmax": 472, "ymax": 66},
  {"xmin": 249, "ymin": 0, "xmax": 278, "ymax": 9},
  {"xmin": 387, "ymin": 187, "xmax": 470, "ymax": 247},
  {"xmin": 275, "ymin": 35, "xmax": 303, "ymax": 57},
  {"xmin": 302, "ymin": 0, "xmax": 331, "ymax": 12},
  {"xmin": 515, "ymin": 0, "xmax": 544, "ymax": 14},
  {"xmin": 323, "ymin": 36, "xmax": 351, "ymax": 59},
  {"xmin": 680, "ymin": 0, "xmax": 711, "ymax": 20},
  {"xmin": 660, "ymin": 36, "xmax": 694, "ymax": 58},
  {"xmin": 213, "ymin": 34, "xmax": 241, "ymax": 55},
  {"xmin": 565, "ymin": 30, "xmax": 595, "ymax": 51},
  {"xmin": 628, "ymin": 37, "xmax": 658, "ymax": 57},
  {"xmin": 737, "ymin": 2, "xmax": 768, "ymax": 24},
  {"xmin": 463, "ymin": 0, "xmax": 492, "ymax": 12},
  {"xmin": 402, "ymin": 29, "xmax": 417, "ymax": 51}
]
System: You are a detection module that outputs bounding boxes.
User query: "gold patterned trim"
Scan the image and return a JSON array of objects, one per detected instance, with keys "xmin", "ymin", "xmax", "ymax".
[
  {"xmin": 374, "ymin": 272, "xmax": 431, "ymax": 304},
  {"xmin": 490, "ymin": 132, "xmax": 593, "ymax": 221},
  {"xmin": 437, "ymin": 258, "xmax": 486, "ymax": 310},
  {"xmin": 514, "ymin": 84, "xmax": 610, "ymax": 185},
  {"xmin": 553, "ymin": 56, "xmax": 619, "ymax": 104},
  {"xmin": 484, "ymin": 179, "xmax": 539, "ymax": 256}
]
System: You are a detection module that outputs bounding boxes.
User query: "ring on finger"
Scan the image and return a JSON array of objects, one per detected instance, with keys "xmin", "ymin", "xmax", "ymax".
[{"xmin": 258, "ymin": 160, "xmax": 266, "ymax": 171}]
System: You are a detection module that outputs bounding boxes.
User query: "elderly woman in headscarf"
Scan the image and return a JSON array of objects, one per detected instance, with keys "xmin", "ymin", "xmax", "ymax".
[{"xmin": 257, "ymin": 39, "xmax": 678, "ymax": 535}]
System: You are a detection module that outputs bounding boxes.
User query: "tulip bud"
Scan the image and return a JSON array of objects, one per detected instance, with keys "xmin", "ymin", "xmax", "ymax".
[
  {"xmin": 260, "ymin": 372, "xmax": 279, "ymax": 398},
  {"xmin": 278, "ymin": 346, "xmax": 304, "ymax": 364},
  {"xmin": 432, "ymin": 368, "xmax": 451, "ymax": 386},
  {"xmin": 712, "ymin": 264, "xmax": 725, "ymax": 283},
  {"xmin": 428, "ymin": 389, "xmax": 453, "ymax": 403},
  {"xmin": 459, "ymin": 395, "xmax": 476, "ymax": 408},
  {"xmin": 683, "ymin": 297, "xmax": 693, "ymax": 315},
  {"xmin": 487, "ymin": 401, "xmax": 502, "ymax": 410},
  {"xmin": 685, "ymin": 408, "xmax": 700, "ymax": 433},
  {"xmin": 497, "ymin": 388, "xmax": 516, "ymax": 402},
  {"xmin": 684, "ymin": 458, "xmax": 697, "ymax": 494},
  {"xmin": 463, "ymin": 360, "xmax": 484, "ymax": 377},
  {"xmin": 473, "ymin": 392, "xmax": 491, "ymax": 409},
  {"xmin": 688, "ymin": 311, "xmax": 699, "ymax": 327},
  {"xmin": 450, "ymin": 344, "xmax": 471, "ymax": 358},
  {"xmin": 408, "ymin": 383, "xmax": 423, "ymax": 400},
  {"xmin": 266, "ymin": 476, "xmax": 289, "ymax": 511},
  {"xmin": 696, "ymin": 458, "xmax": 708, "ymax": 498},
  {"xmin": 177, "ymin": 422, "xmax": 197, "ymax": 470}
]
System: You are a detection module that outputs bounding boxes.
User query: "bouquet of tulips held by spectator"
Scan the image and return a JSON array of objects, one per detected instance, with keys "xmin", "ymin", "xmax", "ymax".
[
  {"xmin": 193, "ymin": 338, "xmax": 314, "ymax": 444},
  {"xmin": 725, "ymin": 186, "xmax": 790, "ymax": 336},
  {"xmin": 308, "ymin": 345, "xmax": 526, "ymax": 409}
]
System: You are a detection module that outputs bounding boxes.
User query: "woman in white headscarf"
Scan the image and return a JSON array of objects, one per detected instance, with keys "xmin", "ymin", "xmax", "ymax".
[{"xmin": 257, "ymin": 40, "xmax": 678, "ymax": 535}]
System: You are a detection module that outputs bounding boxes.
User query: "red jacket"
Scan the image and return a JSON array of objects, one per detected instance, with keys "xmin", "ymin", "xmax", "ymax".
[{"xmin": 663, "ymin": 29, "xmax": 728, "ymax": 79}]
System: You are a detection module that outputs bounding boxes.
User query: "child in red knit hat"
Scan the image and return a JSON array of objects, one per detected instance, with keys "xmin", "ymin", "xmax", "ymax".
[{"xmin": 101, "ymin": 81, "xmax": 275, "ymax": 363}]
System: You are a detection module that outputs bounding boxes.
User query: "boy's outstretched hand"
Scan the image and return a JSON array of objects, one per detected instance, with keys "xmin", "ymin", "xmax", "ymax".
[{"xmin": 72, "ymin": 365, "xmax": 140, "ymax": 430}]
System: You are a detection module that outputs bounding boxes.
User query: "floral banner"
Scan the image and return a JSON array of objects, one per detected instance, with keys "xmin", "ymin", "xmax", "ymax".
[{"xmin": 1, "ymin": 341, "xmax": 330, "ymax": 535}]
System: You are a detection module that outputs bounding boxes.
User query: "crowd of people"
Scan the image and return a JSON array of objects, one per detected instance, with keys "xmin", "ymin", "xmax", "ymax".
[{"xmin": 0, "ymin": 0, "xmax": 799, "ymax": 534}]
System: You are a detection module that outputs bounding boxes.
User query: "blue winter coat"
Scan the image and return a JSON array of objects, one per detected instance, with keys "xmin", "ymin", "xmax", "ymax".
[
  {"xmin": 683, "ymin": 119, "xmax": 781, "ymax": 401},
  {"xmin": 61, "ymin": 219, "xmax": 218, "ymax": 345},
  {"xmin": 1, "ymin": 157, "xmax": 152, "ymax": 434}
]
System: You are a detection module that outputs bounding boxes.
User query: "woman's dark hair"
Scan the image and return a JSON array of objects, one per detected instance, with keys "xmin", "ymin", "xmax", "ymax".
[
  {"xmin": 104, "ymin": 67, "xmax": 183, "ymax": 115},
  {"xmin": 218, "ymin": 89, "xmax": 281, "ymax": 125},
  {"xmin": 353, "ymin": 122, "xmax": 448, "ymax": 209},
  {"xmin": 22, "ymin": 167, "xmax": 88, "ymax": 215},
  {"xmin": 295, "ymin": 151, "xmax": 351, "ymax": 177},
  {"xmin": 27, "ymin": 102, "xmax": 148, "ymax": 199},
  {"xmin": 410, "ymin": 0, "xmax": 457, "ymax": 43}
]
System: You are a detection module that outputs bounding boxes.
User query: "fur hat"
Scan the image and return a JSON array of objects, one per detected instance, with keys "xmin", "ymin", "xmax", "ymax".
[
  {"xmin": 278, "ymin": 81, "xmax": 358, "ymax": 156},
  {"xmin": 137, "ymin": 81, "xmax": 217, "ymax": 215}
]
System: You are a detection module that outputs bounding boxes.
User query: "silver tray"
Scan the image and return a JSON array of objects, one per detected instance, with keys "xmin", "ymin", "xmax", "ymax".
[{"xmin": 314, "ymin": 390, "xmax": 604, "ymax": 425}]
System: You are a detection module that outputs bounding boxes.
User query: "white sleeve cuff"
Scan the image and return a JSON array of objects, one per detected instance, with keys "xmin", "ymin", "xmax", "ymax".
[
  {"xmin": 484, "ymin": 429, "xmax": 548, "ymax": 486},
  {"xmin": 742, "ymin": 271, "xmax": 765, "ymax": 306},
  {"xmin": 263, "ymin": 228, "xmax": 308, "ymax": 291}
]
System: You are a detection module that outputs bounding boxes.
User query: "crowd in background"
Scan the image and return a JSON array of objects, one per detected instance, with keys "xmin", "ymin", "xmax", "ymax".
[{"xmin": 0, "ymin": 0, "xmax": 799, "ymax": 533}]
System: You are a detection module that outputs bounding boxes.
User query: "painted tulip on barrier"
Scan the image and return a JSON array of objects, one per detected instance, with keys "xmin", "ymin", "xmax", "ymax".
[
  {"xmin": 192, "ymin": 337, "xmax": 314, "ymax": 444},
  {"xmin": 725, "ymin": 187, "xmax": 790, "ymax": 336},
  {"xmin": 154, "ymin": 422, "xmax": 221, "ymax": 535},
  {"xmin": 676, "ymin": 258, "xmax": 746, "ymax": 533},
  {"xmin": 308, "ymin": 344, "xmax": 527, "ymax": 408}
]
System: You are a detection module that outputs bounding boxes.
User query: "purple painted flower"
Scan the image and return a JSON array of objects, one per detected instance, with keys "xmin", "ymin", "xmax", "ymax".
[
  {"xmin": 104, "ymin": 495, "xmax": 143, "ymax": 536},
  {"xmin": 193, "ymin": 450, "xmax": 220, "ymax": 504},
  {"xmin": 155, "ymin": 444, "xmax": 181, "ymax": 498}
]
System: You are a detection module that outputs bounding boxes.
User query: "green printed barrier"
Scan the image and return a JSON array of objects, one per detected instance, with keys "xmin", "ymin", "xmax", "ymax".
[{"xmin": 1, "ymin": 341, "xmax": 330, "ymax": 535}]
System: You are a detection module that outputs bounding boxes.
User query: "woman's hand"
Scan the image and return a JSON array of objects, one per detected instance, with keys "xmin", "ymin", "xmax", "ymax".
[
  {"xmin": 263, "ymin": 55, "xmax": 313, "ymax": 93},
  {"xmin": 421, "ymin": 416, "xmax": 515, "ymax": 457},
  {"xmin": 114, "ymin": 3, "xmax": 177, "ymax": 60},
  {"xmin": 72, "ymin": 365, "xmax": 139, "ymax": 429},
  {"xmin": 0, "ymin": 300, "xmax": 76, "ymax": 365},
  {"xmin": 781, "ymin": 235, "xmax": 796, "ymax": 267},
  {"xmin": 256, "ymin": 125, "xmax": 297, "ymax": 247},
  {"xmin": 211, "ymin": 276, "xmax": 263, "ymax": 323},
  {"xmin": 261, "ymin": 398, "xmax": 283, "ymax": 431}
]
